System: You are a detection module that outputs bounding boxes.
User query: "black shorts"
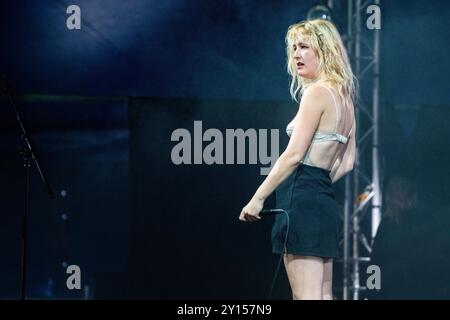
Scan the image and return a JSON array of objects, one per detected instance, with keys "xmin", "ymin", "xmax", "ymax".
[{"xmin": 271, "ymin": 164, "xmax": 342, "ymax": 259}]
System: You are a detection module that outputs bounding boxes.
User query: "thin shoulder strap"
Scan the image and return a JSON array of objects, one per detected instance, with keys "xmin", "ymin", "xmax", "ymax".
[
  {"xmin": 313, "ymin": 84, "xmax": 339, "ymax": 132},
  {"xmin": 347, "ymin": 125, "xmax": 353, "ymax": 139},
  {"xmin": 346, "ymin": 113, "xmax": 355, "ymax": 139}
]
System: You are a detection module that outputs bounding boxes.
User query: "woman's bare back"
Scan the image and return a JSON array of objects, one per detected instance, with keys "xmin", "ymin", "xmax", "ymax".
[{"xmin": 286, "ymin": 83, "xmax": 355, "ymax": 171}]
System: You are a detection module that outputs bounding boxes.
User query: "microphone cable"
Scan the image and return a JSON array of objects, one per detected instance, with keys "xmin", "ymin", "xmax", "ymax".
[{"xmin": 260, "ymin": 209, "xmax": 289, "ymax": 300}]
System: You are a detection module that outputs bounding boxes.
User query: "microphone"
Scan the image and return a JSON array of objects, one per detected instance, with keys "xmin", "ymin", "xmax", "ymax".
[{"xmin": 260, "ymin": 209, "xmax": 286, "ymax": 216}]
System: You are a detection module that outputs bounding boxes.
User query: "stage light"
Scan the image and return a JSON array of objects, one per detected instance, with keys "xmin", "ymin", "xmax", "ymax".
[{"xmin": 307, "ymin": 4, "xmax": 332, "ymax": 21}]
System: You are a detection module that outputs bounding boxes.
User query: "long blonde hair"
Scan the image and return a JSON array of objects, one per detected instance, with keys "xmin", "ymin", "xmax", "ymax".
[{"xmin": 285, "ymin": 19, "xmax": 357, "ymax": 104}]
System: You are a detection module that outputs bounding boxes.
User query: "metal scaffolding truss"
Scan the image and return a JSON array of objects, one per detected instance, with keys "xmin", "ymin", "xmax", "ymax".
[{"xmin": 333, "ymin": 0, "xmax": 382, "ymax": 300}]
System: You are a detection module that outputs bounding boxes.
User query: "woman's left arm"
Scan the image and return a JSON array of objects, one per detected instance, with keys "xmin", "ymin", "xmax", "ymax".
[{"xmin": 239, "ymin": 85, "xmax": 327, "ymax": 221}]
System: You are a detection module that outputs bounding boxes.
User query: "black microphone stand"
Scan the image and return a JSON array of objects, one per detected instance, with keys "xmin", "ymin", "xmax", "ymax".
[{"xmin": 2, "ymin": 75, "xmax": 55, "ymax": 300}]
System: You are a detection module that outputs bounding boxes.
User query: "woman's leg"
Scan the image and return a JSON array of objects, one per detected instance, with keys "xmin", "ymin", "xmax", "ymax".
[
  {"xmin": 283, "ymin": 254, "xmax": 324, "ymax": 300},
  {"xmin": 322, "ymin": 258, "xmax": 334, "ymax": 300}
]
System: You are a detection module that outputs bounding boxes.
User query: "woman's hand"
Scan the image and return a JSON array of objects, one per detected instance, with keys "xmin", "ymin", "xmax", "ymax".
[{"xmin": 239, "ymin": 197, "xmax": 264, "ymax": 222}]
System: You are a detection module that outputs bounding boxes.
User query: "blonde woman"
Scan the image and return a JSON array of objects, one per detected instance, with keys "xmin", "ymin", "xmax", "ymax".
[{"xmin": 239, "ymin": 19, "xmax": 357, "ymax": 300}]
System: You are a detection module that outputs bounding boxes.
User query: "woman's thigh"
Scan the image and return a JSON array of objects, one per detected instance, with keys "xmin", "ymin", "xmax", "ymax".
[{"xmin": 283, "ymin": 254, "xmax": 324, "ymax": 299}]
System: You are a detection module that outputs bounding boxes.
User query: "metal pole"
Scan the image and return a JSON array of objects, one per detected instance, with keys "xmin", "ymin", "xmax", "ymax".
[
  {"xmin": 371, "ymin": 0, "xmax": 382, "ymax": 240},
  {"xmin": 342, "ymin": 0, "xmax": 354, "ymax": 301},
  {"xmin": 352, "ymin": 0, "xmax": 362, "ymax": 301}
]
